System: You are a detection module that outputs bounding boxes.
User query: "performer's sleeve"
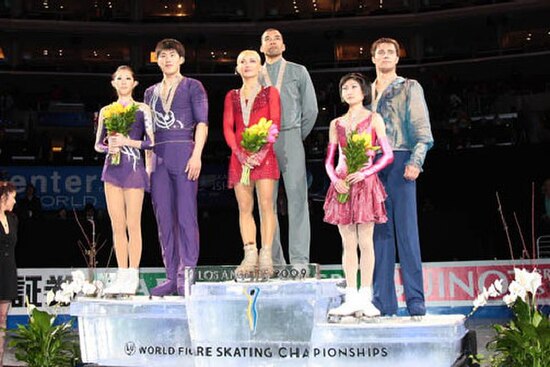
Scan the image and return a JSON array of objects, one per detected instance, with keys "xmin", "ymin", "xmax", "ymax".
[
  {"xmin": 94, "ymin": 108, "xmax": 108, "ymax": 154},
  {"xmin": 223, "ymin": 91, "xmax": 246, "ymax": 164},
  {"xmin": 359, "ymin": 137, "xmax": 393, "ymax": 178},
  {"xmin": 324, "ymin": 120, "xmax": 340, "ymax": 183},
  {"xmin": 299, "ymin": 65, "xmax": 318, "ymax": 140},
  {"xmin": 143, "ymin": 88, "xmax": 150, "ymax": 105},
  {"xmin": 191, "ymin": 80, "xmax": 209, "ymax": 125},
  {"xmin": 223, "ymin": 91, "xmax": 237, "ymax": 151},
  {"xmin": 406, "ymin": 80, "xmax": 434, "ymax": 169},
  {"xmin": 140, "ymin": 104, "xmax": 154, "ymax": 150}
]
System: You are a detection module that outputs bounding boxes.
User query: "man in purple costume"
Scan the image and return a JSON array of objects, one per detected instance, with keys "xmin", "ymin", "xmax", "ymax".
[{"xmin": 144, "ymin": 39, "xmax": 208, "ymax": 296}]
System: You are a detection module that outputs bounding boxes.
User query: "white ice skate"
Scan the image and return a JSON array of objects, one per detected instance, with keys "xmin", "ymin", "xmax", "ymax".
[
  {"xmin": 327, "ymin": 288, "xmax": 363, "ymax": 323},
  {"xmin": 357, "ymin": 286, "xmax": 381, "ymax": 318},
  {"xmin": 359, "ymin": 300, "xmax": 381, "ymax": 318},
  {"xmin": 117, "ymin": 268, "xmax": 139, "ymax": 295},
  {"xmin": 104, "ymin": 268, "xmax": 139, "ymax": 297},
  {"xmin": 103, "ymin": 268, "xmax": 125, "ymax": 296}
]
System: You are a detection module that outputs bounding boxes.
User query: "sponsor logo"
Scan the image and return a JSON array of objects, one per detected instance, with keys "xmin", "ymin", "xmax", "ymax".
[
  {"xmin": 244, "ymin": 286, "xmax": 260, "ymax": 333},
  {"xmin": 124, "ymin": 341, "xmax": 136, "ymax": 356}
]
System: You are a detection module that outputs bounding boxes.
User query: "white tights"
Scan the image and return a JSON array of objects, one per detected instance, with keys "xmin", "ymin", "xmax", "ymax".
[{"xmin": 337, "ymin": 223, "xmax": 375, "ymax": 290}]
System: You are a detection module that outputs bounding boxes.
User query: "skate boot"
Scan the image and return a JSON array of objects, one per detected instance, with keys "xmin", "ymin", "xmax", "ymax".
[
  {"xmin": 104, "ymin": 268, "xmax": 125, "ymax": 296},
  {"xmin": 358, "ymin": 286, "xmax": 381, "ymax": 317},
  {"xmin": 258, "ymin": 247, "xmax": 274, "ymax": 280},
  {"xmin": 150, "ymin": 279, "xmax": 177, "ymax": 297},
  {"xmin": 235, "ymin": 243, "xmax": 258, "ymax": 280},
  {"xmin": 118, "ymin": 268, "xmax": 139, "ymax": 295},
  {"xmin": 328, "ymin": 288, "xmax": 362, "ymax": 322}
]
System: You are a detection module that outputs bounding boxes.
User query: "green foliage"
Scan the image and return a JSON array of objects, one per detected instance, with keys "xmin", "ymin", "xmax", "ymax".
[
  {"xmin": 342, "ymin": 137, "xmax": 370, "ymax": 174},
  {"xmin": 240, "ymin": 117, "xmax": 272, "ymax": 153},
  {"xmin": 485, "ymin": 299, "xmax": 550, "ymax": 367},
  {"xmin": 103, "ymin": 103, "xmax": 139, "ymax": 136},
  {"xmin": 8, "ymin": 307, "xmax": 80, "ymax": 367}
]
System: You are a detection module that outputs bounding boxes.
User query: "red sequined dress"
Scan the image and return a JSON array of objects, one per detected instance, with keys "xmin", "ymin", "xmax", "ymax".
[
  {"xmin": 223, "ymin": 86, "xmax": 281, "ymax": 188},
  {"xmin": 323, "ymin": 115, "xmax": 388, "ymax": 225}
]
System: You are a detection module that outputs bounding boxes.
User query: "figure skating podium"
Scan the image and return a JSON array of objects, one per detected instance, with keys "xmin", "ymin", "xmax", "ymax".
[{"xmin": 71, "ymin": 265, "xmax": 468, "ymax": 366}]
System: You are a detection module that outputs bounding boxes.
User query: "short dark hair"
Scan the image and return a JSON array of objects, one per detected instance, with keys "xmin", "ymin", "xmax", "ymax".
[
  {"xmin": 339, "ymin": 73, "xmax": 371, "ymax": 103},
  {"xmin": 370, "ymin": 37, "xmax": 400, "ymax": 57},
  {"xmin": 155, "ymin": 38, "xmax": 185, "ymax": 58},
  {"xmin": 261, "ymin": 28, "xmax": 283, "ymax": 42},
  {"xmin": 0, "ymin": 181, "xmax": 16, "ymax": 199}
]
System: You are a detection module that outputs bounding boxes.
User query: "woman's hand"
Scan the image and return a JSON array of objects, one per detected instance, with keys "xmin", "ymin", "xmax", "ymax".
[
  {"xmin": 334, "ymin": 178, "xmax": 349, "ymax": 194},
  {"xmin": 108, "ymin": 133, "xmax": 129, "ymax": 148},
  {"xmin": 246, "ymin": 153, "xmax": 261, "ymax": 167},
  {"xmin": 346, "ymin": 171, "xmax": 365, "ymax": 185},
  {"xmin": 106, "ymin": 135, "xmax": 120, "ymax": 154}
]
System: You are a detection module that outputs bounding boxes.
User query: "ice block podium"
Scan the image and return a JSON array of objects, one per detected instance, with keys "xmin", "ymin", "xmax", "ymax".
[
  {"xmin": 186, "ymin": 264, "xmax": 339, "ymax": 367},
  {"xmin": 310, "ymin": 314, "xmax": 467, "ymax": 367},
  {"xmin": 71, "ymin": 265, "xmax": 470, "ymax": 367},
  {"xmin": 70, "ymin": 296, "xmax": 194, "ymax": 366}
]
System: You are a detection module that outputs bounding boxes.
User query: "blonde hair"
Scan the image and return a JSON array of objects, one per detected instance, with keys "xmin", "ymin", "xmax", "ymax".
[
  {"xmin": 237, "ymin": 50, "xmax": 261, "ymax": 65},
  {"xmin": 236, "ymin": 50, "xmax": 261, "ymax": 76}
]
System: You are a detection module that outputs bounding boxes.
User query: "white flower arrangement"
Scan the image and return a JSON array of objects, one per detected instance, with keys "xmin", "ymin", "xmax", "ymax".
[
  {"xmin": 470, "ymin": 267, "xmax": 549, "ymax": 367},
  {"xmin": 46, "ymin": 270, "xmax": 104, "ymax": 306}
]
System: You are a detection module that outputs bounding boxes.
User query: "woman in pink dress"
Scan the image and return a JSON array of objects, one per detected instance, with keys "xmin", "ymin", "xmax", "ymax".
[
  {"xmin": 324, "ymin": 73, "xmax": 393, "ymax": 317},
  {"xmin": 223, "ymin": 50, "xmax": 281, "ymax": 277}
]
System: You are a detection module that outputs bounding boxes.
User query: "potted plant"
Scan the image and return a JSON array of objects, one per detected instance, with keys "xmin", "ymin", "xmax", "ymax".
[
  {"xmin": 8, "ymin": 299, "xmax": 80, "ymax": 367},
  {"xmin": 470, "ymin": 268, "xmax": 550, "ymax": 367}
]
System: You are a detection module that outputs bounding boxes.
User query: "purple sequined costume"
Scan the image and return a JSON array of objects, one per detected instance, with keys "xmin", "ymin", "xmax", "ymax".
[
  {"xmin": 95, "ymin": 107, "xmax": 153, "ymax": 190},
  {"xmin": 144, "ymin": 77, "xmax": 208, "ymax": 296}
]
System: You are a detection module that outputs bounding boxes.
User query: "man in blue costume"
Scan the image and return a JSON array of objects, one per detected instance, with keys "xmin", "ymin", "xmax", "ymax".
[{"xmin": 370, "ymin": 38, "xmax": 434, "ymax": 316}]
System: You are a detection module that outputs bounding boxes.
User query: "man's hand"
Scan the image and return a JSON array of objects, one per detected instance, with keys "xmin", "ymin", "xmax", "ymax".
[
  {"xmin": 404, "ymin": 164, "xmax": 420, "ymax": 181},
  {"xmin": 185, "ymin": 154, "xmax": 202, "ymax": 181}
]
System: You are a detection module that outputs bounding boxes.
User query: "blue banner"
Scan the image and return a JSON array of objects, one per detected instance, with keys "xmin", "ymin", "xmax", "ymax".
[{"xmin": 0, "ymin": 166, "xmax": 105, "ymax": 210}]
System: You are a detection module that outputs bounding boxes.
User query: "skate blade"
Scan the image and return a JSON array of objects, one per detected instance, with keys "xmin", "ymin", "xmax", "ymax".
[
  {"xmin": 327, "ymin": 314, "xmax": 360, "ymax": 324},
  {"xmin": 102, "ymin": 293, "xmax": 134, "ymax": 299},
  {"xmin": 234, "ymin": 269, "xmax": 259, "ymax": 282},
  {"xmin": 258, "ymin": 269, "xmax": 274, "ymax": 282}
]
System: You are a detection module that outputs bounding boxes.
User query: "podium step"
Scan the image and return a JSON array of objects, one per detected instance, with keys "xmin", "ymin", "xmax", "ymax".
[{"xmin": 70, "ymin": 268, "xmax": 468, "ymax": 366}]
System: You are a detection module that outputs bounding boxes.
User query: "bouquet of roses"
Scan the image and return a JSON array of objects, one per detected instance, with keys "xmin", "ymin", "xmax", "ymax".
[
  {"xmin": 102, "ymin": 102, "xmax": 139, "ymax": 165},
  {"xmin": 337, "ymin": 131, "xmax": 380, "ymax": 203},
  {"xmin": 239, "ymin": 117, "xmax": 279, "ymax": 185}
]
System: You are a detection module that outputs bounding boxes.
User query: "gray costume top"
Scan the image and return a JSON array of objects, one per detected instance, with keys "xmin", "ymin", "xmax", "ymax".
[
  {"xmin": 262, "ymin": 59, "xmax": 318, "ymax": 138},
  {"xmin": 260, "ymin": 58, "xmax": 318, "ymax": 264}
]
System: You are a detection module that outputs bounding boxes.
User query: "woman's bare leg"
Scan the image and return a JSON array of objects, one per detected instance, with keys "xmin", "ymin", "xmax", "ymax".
[
  {"xmin": 104, "ymin": 182, "xmax": 128, "ymax": 268},
  {"xmin": 234, "ymin": 183, "xmax": 256, "ymax": 245},
  {"xmin": 255, "ymin": 179, "xmax": 276, "ymax": 251},
  {"xmin": 123, "ymin": 188, "xmax": 144, "ymax": 269}
]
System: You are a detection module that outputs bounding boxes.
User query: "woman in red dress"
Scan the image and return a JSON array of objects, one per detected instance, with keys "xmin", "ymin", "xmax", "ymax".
[{"xmin": 223, "ymin": 50, "xmax": 281, "ymax": 276}]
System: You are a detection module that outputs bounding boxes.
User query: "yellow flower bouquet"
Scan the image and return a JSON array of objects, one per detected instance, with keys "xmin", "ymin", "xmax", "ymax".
[
  {"xmin": 240, "ymin": 117, "xmax": 279, "ymax": 185},
  {"xmin": 338, "ymin": 131, "xmax": 380, "ymax": 203},
  {"xmin": 102, "ymin": 102, "xmax": 139, "ymax": 165}
]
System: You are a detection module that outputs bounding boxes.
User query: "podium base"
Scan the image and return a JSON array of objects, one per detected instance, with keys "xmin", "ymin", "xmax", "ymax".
[{"xmin": 71, "ymin": 278, "xmax": 467, "ymax": 366}]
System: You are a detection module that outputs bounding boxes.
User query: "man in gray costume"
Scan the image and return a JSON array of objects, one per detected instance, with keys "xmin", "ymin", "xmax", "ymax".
[{"xmin": 260, "ymin": 28, "xmax": 318, "ymax": 265}]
